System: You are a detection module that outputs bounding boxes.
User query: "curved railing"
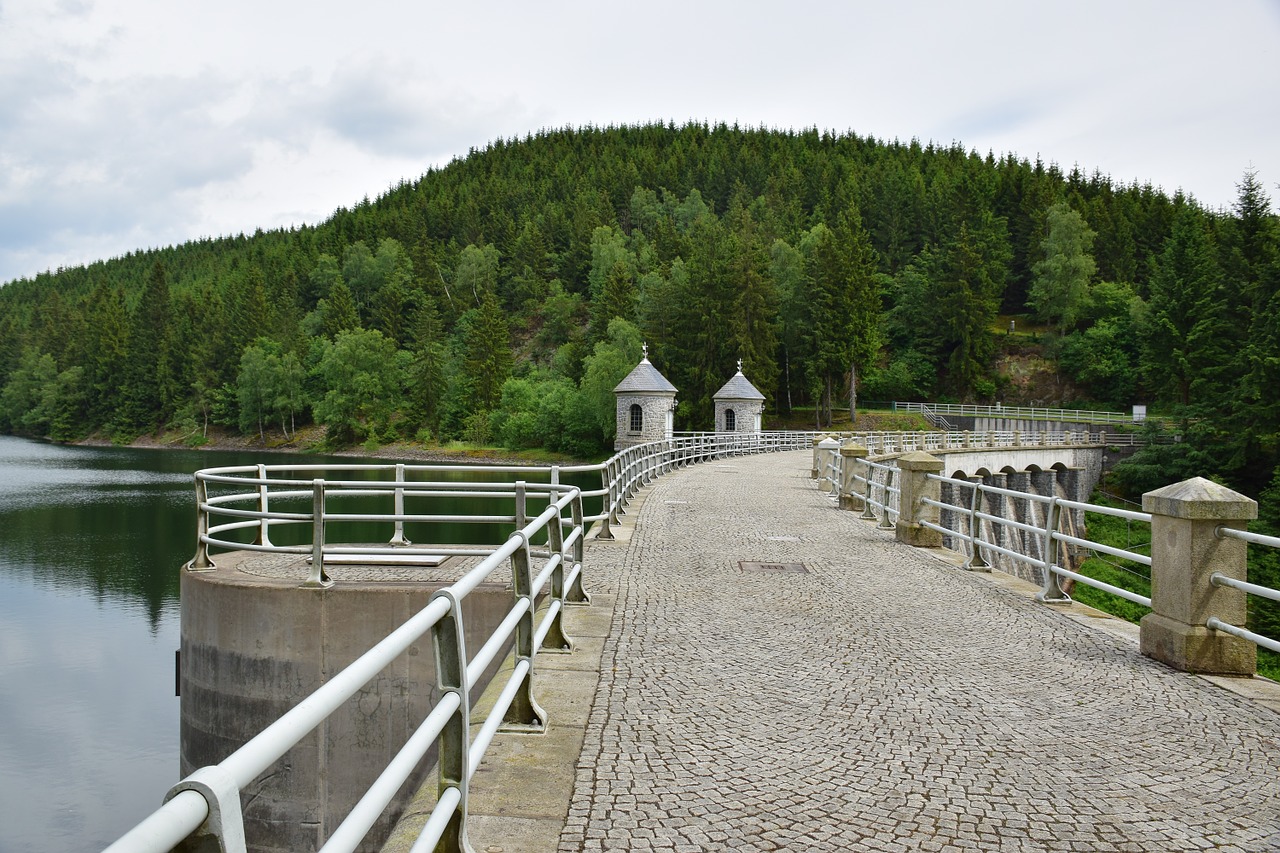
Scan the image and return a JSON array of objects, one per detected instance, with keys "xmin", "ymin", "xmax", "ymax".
[
  {"xmin": 107, "ymin": 482, "xmax": 587, "ymax": 853},
  {"xmin": 104, "ymin": 430, "xmax": 811, "ymax": 853}
]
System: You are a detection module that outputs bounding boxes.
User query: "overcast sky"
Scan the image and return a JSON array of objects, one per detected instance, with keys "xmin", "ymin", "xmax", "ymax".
[{"xmin": 1, "ymin": 0, "xmax": 1277, "ymax": 285}]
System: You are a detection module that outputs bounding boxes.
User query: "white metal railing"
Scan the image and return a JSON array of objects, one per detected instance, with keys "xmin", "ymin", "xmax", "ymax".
[
  {"xmin": 810, "ymin": 429, "xmax": 1114, "ymax": 499},
  {"xmin": 920, "ymin": 474, "xmax": 1154, "ymax": 607},
  {"xmin": 105, "ymin": 430, "xmax": 810, "ymax": 853},
  {"xmin": 591, "ymin": 431, "xmax": 811, "ymax": 539},
  {"xmin": 893, "ymin": 401, "xmax": 1157, "ymax": 426},
  {"xmin": 1211, "ymin": 527, "xmax": 1280, "ymax": 654},
  {"xmin": 108, "ymin": 482, "xmax": 587, "ymax": 853},
  {"xmin": 828, "ymin": 442, "xmax": 1280, "ymax": 660},
  {"xmin": 858, "ymin": 458, "xmax": 900, "ymax": 528}
]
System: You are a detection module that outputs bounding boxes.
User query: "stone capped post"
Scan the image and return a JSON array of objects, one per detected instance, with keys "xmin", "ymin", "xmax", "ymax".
[
  {"xmin": 811, "ymin": 435, "xmax": 830, "ymax": 479},
  {"xmin": 1140, "ymin": 477, "xmax": 1258, "ymax": 676},
  {"xmin": 839, "ymin": 443, "xmax": 869, "ymax": 511},
  {"xmin": 895, "ymin": 451, "xmax": 944, "ymax": 547}
]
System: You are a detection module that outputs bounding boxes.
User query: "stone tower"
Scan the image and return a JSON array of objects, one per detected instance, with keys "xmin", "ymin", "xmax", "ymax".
[
  {"xmin": 713, "ymin": 361, "xmax": 765, "ymax": 433},
  {"xmin": 613, "ymin": 345, "xmax": 678, "ymax": 451}
]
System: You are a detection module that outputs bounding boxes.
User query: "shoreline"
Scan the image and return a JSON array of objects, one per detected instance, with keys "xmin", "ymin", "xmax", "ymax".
[{"xmin": 74, "ymin": 426, "xmax": 590, "ymax": 468}]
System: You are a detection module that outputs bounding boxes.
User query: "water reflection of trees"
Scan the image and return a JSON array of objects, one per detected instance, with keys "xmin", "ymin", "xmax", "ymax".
[{"xmin": 0, "ymin": 440, "xmax": 599, "ymax": 631}]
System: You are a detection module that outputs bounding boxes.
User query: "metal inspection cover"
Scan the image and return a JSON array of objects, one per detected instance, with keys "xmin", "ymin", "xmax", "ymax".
[{"xmin": 740, "ymin": 561, "xmax": 808, "ymax": 574}]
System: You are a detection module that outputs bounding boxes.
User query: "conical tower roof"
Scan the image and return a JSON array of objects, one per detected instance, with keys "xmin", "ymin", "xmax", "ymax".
[
  {"xmin": 614, "ymin": 353, "xmax": 677, "ymax": 394},
  {"xmin": 714, "ymin": 363, "xmax": 765, "ymax": 401}
]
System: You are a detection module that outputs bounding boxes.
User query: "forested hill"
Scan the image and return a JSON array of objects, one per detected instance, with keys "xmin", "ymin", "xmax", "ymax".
[{"xmin": 0, "ymin": 123, "xmax": 1277, "ymax": 496}]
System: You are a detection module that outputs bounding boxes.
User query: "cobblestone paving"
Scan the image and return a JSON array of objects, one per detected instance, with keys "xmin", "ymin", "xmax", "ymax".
[{"xmin": 559, "ymin": 451, "xmax": 1280, "ymax": 852}]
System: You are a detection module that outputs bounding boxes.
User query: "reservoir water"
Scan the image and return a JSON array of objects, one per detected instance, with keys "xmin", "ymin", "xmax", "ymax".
[{"xmin": 0, "ymin": 435, "xmax": 592, "ymax": 852}]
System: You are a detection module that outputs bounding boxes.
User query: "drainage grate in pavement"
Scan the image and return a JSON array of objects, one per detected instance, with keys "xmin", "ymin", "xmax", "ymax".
[{"xmin": 739, "ymin": 560, "xmax": 808, "ymax": 574}]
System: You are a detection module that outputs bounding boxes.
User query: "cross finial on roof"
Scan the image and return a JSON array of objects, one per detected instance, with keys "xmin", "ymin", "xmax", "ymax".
[
  {"xmin": 737, "ymin": 358, "xmax": 743, "ymax": 373},
  {"xmin": 642, "ymin": 342, "xmax": 649, "ymax": 361}
]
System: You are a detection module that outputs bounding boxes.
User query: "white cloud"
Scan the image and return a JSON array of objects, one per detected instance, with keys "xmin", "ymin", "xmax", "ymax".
[{"xmin": 0, "ymin": 0, "xmax": 1278, "ymax": 282}]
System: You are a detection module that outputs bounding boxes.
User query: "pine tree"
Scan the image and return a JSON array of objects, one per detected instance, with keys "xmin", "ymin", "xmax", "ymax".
[
  {"xmin": 462, "ymin": 289, "xmax": 513, "ymax": 412},
  {"xmin": 120, "ymin": 261, "xmax": 174, "ymax": 432},
  {"xmin": 1029, "ymin": 203, "xmax": 1097, "ymax": 332},
  {"xmin": 1139, "ymin": 207, "xmax": 1226, "ymax": 409}
]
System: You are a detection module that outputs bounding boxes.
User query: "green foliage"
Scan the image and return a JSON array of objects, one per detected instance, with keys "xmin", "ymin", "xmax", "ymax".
[
  {"xmin": 1107, "ymin": 422, "xmax": 1223, "ymax": 499},
  {"xmin": 1068, "ymin": 497, "xmax": 1154, "ymax": 623},
  {"xmin": 1249, "ymin": 469, "xmax": 1280, "ymax": 676},
  {"xmin": 1056, "ymin": 319, "xmax": 1140, "ymax": 405},
  {"xmin": 1138, "ymin": 206, "xmax": 1226, "ymax": 408},
  {"xmin": 0, "ymin": 125, "xmax": 1271, "ymax": 481},
  {"xmin": 862, "ymin": 350, "xmax": 935, "ymax": 401},
  {"xmin": 312, "ymin": 328, "xmax": 405, "ymax": 446},
  {"xmin": 580, "ymin": 319, "xmax": 644, "ymax": 444},
  {"xmin": 236, "ymin": 339, "xmax": 309, "ymax": 442},
  {"xmin": 1028, "ymin": 202, "xmax": 1097, "ymax": 332}
]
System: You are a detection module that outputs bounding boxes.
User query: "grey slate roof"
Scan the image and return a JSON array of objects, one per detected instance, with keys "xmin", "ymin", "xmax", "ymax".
[
  {"xmin": 614, "ymin": 358, "xmax": 678, "ymax": 394},
  {"xmin": 714, "ymin": 370, "xmax": 765, "ymax": 401}
]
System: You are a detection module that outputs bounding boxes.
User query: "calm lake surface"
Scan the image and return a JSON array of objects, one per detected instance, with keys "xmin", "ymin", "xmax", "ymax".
[{"xmin": 0, "ymin": 436, "xmax": 592, "ymax": 853}]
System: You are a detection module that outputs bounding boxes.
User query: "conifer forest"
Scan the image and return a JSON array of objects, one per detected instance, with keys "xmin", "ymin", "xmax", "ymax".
[{"xmin": 1, "ymin": 123, "xmax": 1277, "ymax": 517}]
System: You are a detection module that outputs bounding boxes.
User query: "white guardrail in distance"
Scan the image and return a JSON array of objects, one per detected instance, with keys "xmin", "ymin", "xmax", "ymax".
[
  {"xmin": 895, "ymin": 401, "xmax": 1147, "ymax": 427},
  {"xmin": 104, "ymin": 430, "xmax": 810, "ymax": 853}
]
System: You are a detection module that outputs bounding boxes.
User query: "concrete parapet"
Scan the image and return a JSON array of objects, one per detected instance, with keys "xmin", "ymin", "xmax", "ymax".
[
  {"xmin": 1140, "ymin": 477, "xmax": 1258, "ymax": 676},
  {"xmin": 895, "ymin": 451, "xmax": 944, "ymax": 547}
]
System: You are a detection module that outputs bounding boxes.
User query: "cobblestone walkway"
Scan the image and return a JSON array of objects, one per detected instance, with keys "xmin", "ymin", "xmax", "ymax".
[{"xmin": 558, "ymin": 450, "xmax": 1280, "ymax": 852}]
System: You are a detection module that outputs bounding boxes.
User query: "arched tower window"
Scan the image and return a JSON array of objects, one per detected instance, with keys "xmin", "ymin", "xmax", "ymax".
[
  {"xmin": 724, "ymin": 408, "xmax": 736, "ymax": 431},
  {"xmin": 629, "ymin": 403, "xmax": 643, "ymax": 433}
]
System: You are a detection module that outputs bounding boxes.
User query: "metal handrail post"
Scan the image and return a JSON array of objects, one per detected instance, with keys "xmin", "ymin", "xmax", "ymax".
[
  {"xmin": 877, "ymin": 468, "xmax": 896, "ymax": 529},
  {"xmin": 186, "ymin": 476, "xmax": 214, "ymax": 570},
  {"xmin": 500, "ymin": 538, "xmax": 547, "ymax": 733},
  {"xmin": 255, "ymin": 464, "xmax": 273, "ymax": 547},
  {"xmin": 566, "ymin": 494, "xmax": 590, "ymax": 604},
  {"xmin": 859, "ymin": 460, "xmax": 878, "ymax": 520},
  {"xmin": 302, "ymin": 480, "xmax": 332, "ymax": 589},
  {"xmin": 596, "ymin": 462, "xmax": 615, "ymax": 540},
  {"xmin": 429, "ymin": 590, "xmax": 472, "ymax": 852},
  {"xmin": 389, "ymin": 463, "xmax": 411, "ymax": 546},
  {"xmin": 1035, "ymin": 496, "xmax": 1070, "ymax": 603},
  {"xmin": 514, "ymin": 481, "xmax": 527, "ymax": 533},
  {"xmin": 541, "ymin": 501, "xmax": 572, "ymax": 652},
  {"xmin": 962, "ymin": 478, "xmax": 991, "ymax": 571}
]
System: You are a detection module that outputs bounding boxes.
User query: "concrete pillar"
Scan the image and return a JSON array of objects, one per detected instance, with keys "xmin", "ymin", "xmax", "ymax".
[
  {"xmin": 810, "ymin": 435, "xmax": 829, "ymax": 479},
  {"xmin": 839, "ymin": 444, "xmax": 869, "ymax": 511},
  {"xmin": 1140, "ymin": 477, "xmax": 1258, "ymax": 676},
  {"xmin": 895, "ymin": 451, "xmax": 944, "ymax": 547},
  {"xmin": 180, "ymin": 561, "xmax": 515, "ymax": 852}
]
